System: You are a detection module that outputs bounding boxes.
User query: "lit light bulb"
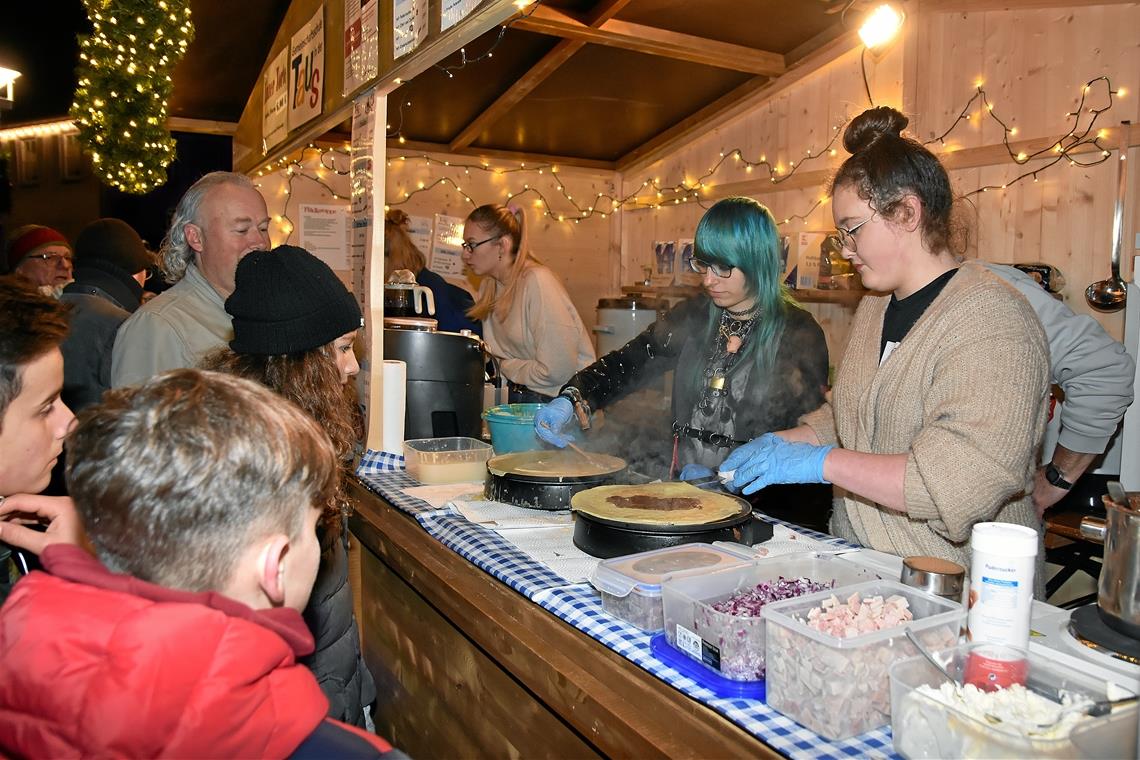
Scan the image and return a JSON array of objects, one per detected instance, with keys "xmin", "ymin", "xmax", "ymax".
[{"xmin": 859, "ymin": 4, "xmax": 905, "ymax": 49}]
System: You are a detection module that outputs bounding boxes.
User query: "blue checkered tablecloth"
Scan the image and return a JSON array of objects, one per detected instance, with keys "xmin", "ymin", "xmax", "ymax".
[{"xmin": 353, "ymin": 471, "xmax": 897, "ymax": 759}]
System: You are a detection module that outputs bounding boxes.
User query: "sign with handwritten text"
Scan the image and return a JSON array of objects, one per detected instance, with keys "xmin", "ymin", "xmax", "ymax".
[{"xmin": 288, "ymin": 6, "xmax": 325, "ymax": 131}]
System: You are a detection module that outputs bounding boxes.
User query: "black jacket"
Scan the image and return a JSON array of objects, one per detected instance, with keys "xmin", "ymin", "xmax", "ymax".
[
  {"xmin": 301, "ymin": 525, "xmax": 377, "ymax": 729},
  {"xmin": 563, "ymin": 295, "xmax": 829, "ymax": 468},
  {"xmin": 60, "ymin": 261, "xmax": 145, "ymax": 412}
]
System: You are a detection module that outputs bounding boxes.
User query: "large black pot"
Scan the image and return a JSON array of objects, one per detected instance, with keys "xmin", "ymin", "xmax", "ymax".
[{"xmin": 384, "ymin": 327, "xmax": 484, "ymax": 439}]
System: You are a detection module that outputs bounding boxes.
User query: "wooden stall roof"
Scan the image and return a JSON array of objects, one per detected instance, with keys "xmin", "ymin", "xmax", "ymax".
[{"xmin": 385, "ymin": 0, "xmax": 858, "ymax": 171}]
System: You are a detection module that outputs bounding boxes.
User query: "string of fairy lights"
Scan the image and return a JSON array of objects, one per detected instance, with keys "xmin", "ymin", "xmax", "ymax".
[{"xmin": 259, "ymin": 75, "xmax": 1125, "ymax": 235}]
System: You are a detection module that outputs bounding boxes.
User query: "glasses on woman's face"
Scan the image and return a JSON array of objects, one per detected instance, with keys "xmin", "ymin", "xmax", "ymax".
[
  {"xmin": 688, "ymin": 257, "xmax": 734, "ymax": 278},
  {"xmin": 837, "ymin": 214, "xmax": 875, "ymax": 253},
  {"xmin": 461, "ymin": 234, "xmax": 502, "ymax": 253}
]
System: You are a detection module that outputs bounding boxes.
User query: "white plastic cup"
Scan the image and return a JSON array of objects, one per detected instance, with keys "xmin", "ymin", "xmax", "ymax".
[{"xmin": 966, "ymin": 522, "xmax": 1038, "ymax": 649}]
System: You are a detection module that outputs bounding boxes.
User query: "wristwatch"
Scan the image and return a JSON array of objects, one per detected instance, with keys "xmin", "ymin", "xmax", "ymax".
[{"xmin": 1044, "ymin": 463, "xmax": 1074, "ymax": 491}]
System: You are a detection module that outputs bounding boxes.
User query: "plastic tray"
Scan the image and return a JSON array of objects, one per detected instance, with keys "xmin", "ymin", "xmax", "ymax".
[
  {"xmin": 761, "ymin": 579, "xmax": 962, "ymax": 740},
  {"xmin": 660, "ymin": 553, "xmax": 878, "ymax": 681},
  {"xmin": 891, "ymin": 642, "xmax": 1138, "ymax": 759},
  {"xmin": 404, "ymin": 437, "xmax": 493, "ymax": 484},
  {"xmin": 590, "ymin": 543, "xmax": 752, "ymax": 632},
  {"xmin": 650, "ymin": 633, "xmax": 766, "ymax": 700}
]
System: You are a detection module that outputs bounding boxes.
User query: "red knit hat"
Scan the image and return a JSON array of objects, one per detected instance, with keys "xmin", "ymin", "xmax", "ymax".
[{"xmin": 6, "ymin": 225, "xmax": 71, "ymax": 272}]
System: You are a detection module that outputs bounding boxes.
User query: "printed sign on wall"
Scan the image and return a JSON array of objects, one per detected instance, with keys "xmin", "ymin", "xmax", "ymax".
[
  {"xmin": 262, "ymin": 48, "xmax": 289, "ymax": 150},
  {"xmin": 431, "ymin": 214, "xmax": 466, "ymax": 277},
  {"xmin": 343, "ymin": 0, "xmax": 378, "ymax": 96},
  {"xmin": 288, "ymin": 6, "xmax": 325, "ymax": 131}
]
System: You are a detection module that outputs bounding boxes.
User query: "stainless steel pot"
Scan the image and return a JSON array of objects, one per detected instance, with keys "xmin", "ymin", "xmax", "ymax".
[{"xmin": 1079, "ymin": 492, "xmax": 1140, "ymax": 638}]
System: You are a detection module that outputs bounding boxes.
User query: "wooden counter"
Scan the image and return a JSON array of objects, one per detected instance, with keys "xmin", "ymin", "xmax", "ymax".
[{"xmin": 348, "ymin": 479, "xmax": 778, "ymax": 759}]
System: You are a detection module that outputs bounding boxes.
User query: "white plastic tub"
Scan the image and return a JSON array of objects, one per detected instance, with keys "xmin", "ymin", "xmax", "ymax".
[
  {"xmin": 590, "ymin": 544, "xmax": 752, "ymax": 632},
  {"xmin": 891, "ymin": 642, "xmax": 1138, "ymax": 759}
]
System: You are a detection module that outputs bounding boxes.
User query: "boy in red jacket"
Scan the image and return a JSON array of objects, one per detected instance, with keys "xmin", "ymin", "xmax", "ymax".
[{"xmin": 0, "ymin": 369, "xmax": 402, "ymax": 759}]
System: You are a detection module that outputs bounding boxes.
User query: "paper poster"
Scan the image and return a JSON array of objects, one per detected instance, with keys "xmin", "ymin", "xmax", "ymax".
[
  {"xmin": 262, "ymin": 48, "xmax": 289, "ymax": 151},
  {"xmin": 405, "ymin": 214, "xmax": 433, "ymax": 257},
  {"xmin": 393, "ymin": 0, "xmax": 428, "ymax": 59},
  {"xmin": 677, "ymin": 238, "xmax": 699, "ymax": 286},
  {"xmin": 288, "ymin": 6, "xmax": 325, "ymax": 131},
  {"xmin": 343, "ymin": 0, "xmax": 378, "ymax": 96},
  {"xmin": 430, "ymin": 214, "xmax": 466, "ymax": 277},
  {"xmin": 651, "ymin": 240, "xmax": 676, "ymax": 287},
  {"xmin": 441, "ymin": 0, "xmax": 479, "ymax": 32},
  {"xmin": 300, "ymin": 203, "xmax": 349, "ymax": 270}
]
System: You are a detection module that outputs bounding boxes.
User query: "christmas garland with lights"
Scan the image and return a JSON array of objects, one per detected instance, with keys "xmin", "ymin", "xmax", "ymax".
[{"xmin": 70, "ymin": 0, "xmax": 194, "ymax": 194}]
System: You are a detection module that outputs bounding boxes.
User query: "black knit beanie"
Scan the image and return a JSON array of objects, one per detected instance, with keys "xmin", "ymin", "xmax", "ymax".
[
  {"xmin": 226, "ymin": 245, "xmax": 363, "ymax": 355},
  {"xmin": 74, "ymin": 218, "xmax": 152, "ymax": 274}
]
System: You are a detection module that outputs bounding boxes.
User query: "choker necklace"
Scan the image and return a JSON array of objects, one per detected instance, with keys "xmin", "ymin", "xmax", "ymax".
[{"xmin": 725, "ymin": 302, "xmax": 761, "ymax": 320}]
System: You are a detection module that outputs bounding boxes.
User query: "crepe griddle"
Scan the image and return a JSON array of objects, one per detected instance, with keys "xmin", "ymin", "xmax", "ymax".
[
  {"xmin": 572, "ymin": 487, "xmax": 774, "ymax": 558},
  {"xmin": 484, "ymin": 450, "xmax": 628, "ymax": 511}
]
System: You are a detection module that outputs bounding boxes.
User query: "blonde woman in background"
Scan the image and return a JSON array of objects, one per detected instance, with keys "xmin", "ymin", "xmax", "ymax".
[
  {"xmin": 461, "ymin": 204, "xmax": 595, "ymax": 402},
  {"xmin": 384, "ymin": 210, "xmax": 480, "ymax": 335}
]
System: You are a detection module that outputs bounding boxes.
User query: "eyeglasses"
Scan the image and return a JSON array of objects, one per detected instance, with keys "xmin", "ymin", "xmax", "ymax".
[
  {"xmin": 25, "ymin": 252, "xmax": 73, "ymax": 265},
  {"xmin": 836, "ymin": 214, "xmax": 875, "ymax": 253},
  {"xmin": 461, "ymin": 234, "xmax": 502, "ymax": 253},
  {"xmin": 688, "ymin": 257, "xmax": 734, "ymax": 278}
]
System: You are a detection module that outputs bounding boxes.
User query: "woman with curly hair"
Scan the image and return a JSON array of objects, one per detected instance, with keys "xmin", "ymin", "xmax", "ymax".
[{"xmin": 202, "ymin": 245, "xmax": 376, "ymax": 729}]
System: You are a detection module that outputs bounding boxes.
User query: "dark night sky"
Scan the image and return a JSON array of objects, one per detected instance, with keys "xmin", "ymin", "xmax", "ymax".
[{"xmin": 0, "ymin": 1, "xmax": 90, "ymax": 124}]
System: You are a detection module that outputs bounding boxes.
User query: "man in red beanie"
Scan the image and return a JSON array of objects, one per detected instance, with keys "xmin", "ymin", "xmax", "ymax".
[{"xmin": 5, "ymin": 225, "xmax": 74, "ymax": 298}]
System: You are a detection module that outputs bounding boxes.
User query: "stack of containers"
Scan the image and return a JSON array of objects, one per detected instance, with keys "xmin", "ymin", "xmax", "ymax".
[{"xmin": 659, "ymin": 553, "xmax": 878, "ymax": 681}]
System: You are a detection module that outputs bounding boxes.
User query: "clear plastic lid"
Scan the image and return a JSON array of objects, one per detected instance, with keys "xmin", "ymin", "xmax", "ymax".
[{"xmin": 591, "ymin": 543, "xmax": 753, "ymax": 598}]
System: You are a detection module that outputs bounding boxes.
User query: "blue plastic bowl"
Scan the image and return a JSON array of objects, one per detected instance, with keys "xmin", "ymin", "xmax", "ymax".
[{"xmin": 483, "ymin": 403, "xmax": 545, "ymax": 454}]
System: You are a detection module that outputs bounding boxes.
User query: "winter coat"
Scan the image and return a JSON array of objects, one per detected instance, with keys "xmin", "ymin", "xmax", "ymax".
[
  {"xmin": 60, "ymin": 260, "xmax": 145, "ymax": 411},
  {"xmin": 302, "ymin": 525, "xmax": 377, "ymax": 727},
  {"xmin": 0, "ymin": 544, "xmax": 396, "ymax": 759},
  {"xmin": 564, "ymin": 295, "xmax": 829, "ymax": 469}
]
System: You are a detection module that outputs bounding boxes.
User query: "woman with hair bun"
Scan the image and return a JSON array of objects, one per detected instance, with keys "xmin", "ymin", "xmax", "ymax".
[
  {"xmin": 723, "ymin": 107, "xmax": 1050, "ymax": 577},
  {"xmin": 461, "ymin": 203, "xmax": 595, "ymax": 402}
]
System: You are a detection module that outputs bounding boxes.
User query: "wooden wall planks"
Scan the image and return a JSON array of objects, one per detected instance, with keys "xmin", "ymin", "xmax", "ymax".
[{"xmin": 620, "ymin": 4, "xmax": 1140, "ymax": 346}]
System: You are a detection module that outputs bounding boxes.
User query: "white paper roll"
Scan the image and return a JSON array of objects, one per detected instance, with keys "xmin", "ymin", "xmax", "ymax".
[{"xmin": 381, "ymin": 359, "xmax": 407, "ymax": 453}]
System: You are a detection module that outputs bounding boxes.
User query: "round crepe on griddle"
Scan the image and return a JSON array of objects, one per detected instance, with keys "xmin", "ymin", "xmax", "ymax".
[
  {"xmin": 571, "ymin": 482, "xmax": 746, "ymax": 525},
  {"xmin": 488, "ymin": 450, "xmax": 626, "ymax": 478}
]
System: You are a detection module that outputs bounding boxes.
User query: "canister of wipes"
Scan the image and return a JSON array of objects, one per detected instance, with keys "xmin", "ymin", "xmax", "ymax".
[{"xmin": 965, "ymin": 522, "xmax": 1038, "ymax": 690}]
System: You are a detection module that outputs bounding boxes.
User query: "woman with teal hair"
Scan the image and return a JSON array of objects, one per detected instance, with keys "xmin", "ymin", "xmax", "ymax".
[{"xmin": 536, "ymin": 197, "xmax": 829, "ymax": 493}]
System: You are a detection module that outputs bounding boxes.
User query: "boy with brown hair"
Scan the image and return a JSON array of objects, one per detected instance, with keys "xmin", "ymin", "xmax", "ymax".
[{"xmin": 0, "ymin": 369, "xmax": 401, "ymax": 758}]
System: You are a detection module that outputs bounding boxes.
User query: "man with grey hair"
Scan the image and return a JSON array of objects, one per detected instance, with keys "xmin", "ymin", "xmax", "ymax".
[{"xmin": 111, "ymin": 171, "xmax": 270, "ymax": 387}]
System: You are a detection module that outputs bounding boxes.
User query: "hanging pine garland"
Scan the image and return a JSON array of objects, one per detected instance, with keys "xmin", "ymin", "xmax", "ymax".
[{"xmin": 70, "ymin": 0, "xmax": 194, "ymax": 194}]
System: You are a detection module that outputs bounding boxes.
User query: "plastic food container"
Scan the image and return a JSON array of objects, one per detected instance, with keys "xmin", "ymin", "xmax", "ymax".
[
  {"xmin": 590, "ymin": 544, "xmax": 753, "ymax": 632},
  {"xmin": 891, "ymin": 643, "xmax": 1138, "ymax": 759},
  {"xmin": 661, "ymin": 553, "xmax": 878, "ymax": 681},
  {"xmin": 482, "ymin": 403, "xmax": 544, "ymax": 454},
  {"xmin": 761, "ymin": 580, "xmax": 962, "ymax": 740},
  {"xmin": 404, "ymin": 437, "xmax": 493, "ymax": 484}
]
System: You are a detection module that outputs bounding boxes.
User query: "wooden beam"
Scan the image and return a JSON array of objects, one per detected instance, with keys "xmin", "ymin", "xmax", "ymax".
[
  {"xmin": 391, "ymin": 138, "xmax": 617, "ymax": 171},
  {"xmin": 167, "ymin": 117, "xmax": 237, "ymax": 136},
  {"xmin": 617, "ymin": 25, "xmax": 861, "ymax": 175},
  {"xmin": 514, "ymin": 6, "xmax": 785, "ymax": 76},
  {"xmin": 921, "ymin": 0, "xmax": 1137, "ymax": 12},
  {"xmin": 448, "ymin": 0, "xmax": 631, "ymax": 152}
]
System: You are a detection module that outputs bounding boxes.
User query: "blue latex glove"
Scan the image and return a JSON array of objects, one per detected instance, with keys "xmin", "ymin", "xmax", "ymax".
[
  {"xmin": 678, "ymin": 463, "xmax": 715, "ymax": 481},
  {"xmin": 534, "ymin": 396, "xmax": 574, "ymax": 448},
  {"xmin": 720, "ymin": 433, "xmax": 835, "ymax": 496}
]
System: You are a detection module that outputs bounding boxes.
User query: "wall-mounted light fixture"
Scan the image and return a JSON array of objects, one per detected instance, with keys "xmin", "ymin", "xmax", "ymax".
[
  {"xmin": 0, "ymin": 66, "xmax": 21, "ymax": 111},
  {"xmin": 859, "ymin": 4, "xmax": 905, "ymax": 50}
]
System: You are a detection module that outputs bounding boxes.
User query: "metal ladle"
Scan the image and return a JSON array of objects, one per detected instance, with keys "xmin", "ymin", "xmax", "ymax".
[{"xmin": 1085, "ymin": 140, "xmax": 1129, "ymax": 312}]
